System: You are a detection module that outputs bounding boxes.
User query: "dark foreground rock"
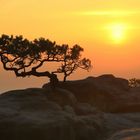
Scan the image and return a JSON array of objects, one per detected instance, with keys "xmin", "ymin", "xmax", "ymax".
[
  {"xmin": 1, "ymin": 75, "xmax": 140, "ymax": 140},
  {"xmin": 43, "ymin": 74, "xmax": 140, "ymax": 113},
  {"xmin": 0, "ymin": 88, "xmax": 104, "ymax": 140},
  {"xmin": 1, "ymin": 88, "xmax": 140, "ymax": 140},
  {"xmin": 107, "ymin": 128, "xmax": 140, "ymax": 140},
  {"xmin": 103, "ymin": 113, "xmax": 140, "ymax": 137}
]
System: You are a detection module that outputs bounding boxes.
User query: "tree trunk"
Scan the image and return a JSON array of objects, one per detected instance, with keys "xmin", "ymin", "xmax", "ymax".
[{"xmin": 63, "ymin": 75, "xmax": 67, "ymax": 82}]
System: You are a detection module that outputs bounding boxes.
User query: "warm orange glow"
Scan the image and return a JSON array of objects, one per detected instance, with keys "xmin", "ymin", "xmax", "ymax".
[{"xmin": 0, "ymin": 0, "xmax": 140, "ymax": 92}]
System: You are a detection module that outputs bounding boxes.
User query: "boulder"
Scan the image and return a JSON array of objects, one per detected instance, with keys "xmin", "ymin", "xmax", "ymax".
[
  {"xmin": 0, "ymin": 88, "xmax": 104, "ymax": 140},
  {"xmin": 108, "ymin": 128, "xmax": 140, "ymax": 140},
  {"xmin": 44, "ymin": 87, "xmax": 77, "ymax": 107},
  {"xmin": 103, "ymin": 113, "xmax": 140, "ymax": 137},
  {"xmin": 43, "ymin": 75, "xmax": 140, "ymax": 113},
  {"xmin": 2, "ymin": 77, "xmax": 140, "ymax": 139},
  {"xmin": 43, "ymin": 74, "xmax": 130, "ymax": 112}
]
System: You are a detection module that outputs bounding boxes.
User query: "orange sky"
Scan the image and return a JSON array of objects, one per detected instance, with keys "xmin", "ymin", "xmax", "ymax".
[{"xmin": 0, "ymin": 0, "xmax": 140, "ymax": 92}]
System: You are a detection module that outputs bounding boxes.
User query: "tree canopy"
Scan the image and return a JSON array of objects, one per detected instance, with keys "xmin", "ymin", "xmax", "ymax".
[
  {"xmin": 0, "ymin": 34, "xmax": 92, "ymax": 82},
  {"xmin": 129, "ymin": 78, "xmax": 140, "ymax": 87}
]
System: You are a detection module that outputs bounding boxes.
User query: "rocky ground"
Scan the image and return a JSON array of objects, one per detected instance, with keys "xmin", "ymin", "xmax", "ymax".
[{"xmin": 0, "ymin": 74, "xmax": 140, "ymax": 140}]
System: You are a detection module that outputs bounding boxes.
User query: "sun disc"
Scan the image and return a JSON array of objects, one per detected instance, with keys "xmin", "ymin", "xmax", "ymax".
[
  {"xmin": 105, "ymin": 23, "xmax": 127, "ymax": 44},
  {"xmin": 112, "ymin": 24, "xmax": 124, "ymax": 41}
]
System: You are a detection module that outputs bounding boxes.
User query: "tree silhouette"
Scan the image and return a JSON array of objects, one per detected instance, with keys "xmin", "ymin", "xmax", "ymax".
[
  {"xmin": 129, "ymin": 78, "xmax": 140, "ymax": 87},
  {"xmin": 56, "ymin": 45, "xmax": 91, "ymax": 82},
  {"xmin": 0, "ymin": 34, "xmax": 92, "ymax": 85}
]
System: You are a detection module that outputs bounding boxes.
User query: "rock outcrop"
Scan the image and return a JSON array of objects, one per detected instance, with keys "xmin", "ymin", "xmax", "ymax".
[
  {"xmin": 1, "ymin": 74, "xmax": 140, "ymax": 140},
  {"xmin": 43, "ymin": 74, "xmax": 140, "ymax": 113},
  {"xmin": 108, "ymin": 128, "xmax": 140, "ymax": 140},
  {"xmin": 0, "ymin": 88, "xmax": 104, "ymax": 140},
  {"xmin": 43, "ymin": 74, "xmax": 130, "ymax": 112}
]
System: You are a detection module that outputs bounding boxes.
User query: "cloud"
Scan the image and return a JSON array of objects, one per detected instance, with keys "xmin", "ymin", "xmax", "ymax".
[{"xmin": 79, "ymin": 10, "xmax": 140, "ymax": 17}]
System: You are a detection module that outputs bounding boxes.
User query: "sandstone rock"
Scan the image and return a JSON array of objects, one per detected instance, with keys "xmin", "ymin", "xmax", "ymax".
[
  {"xmin": 74, "ymin": 103, "xmax": 102, "ymax": 116},
  {"xmin": 43, "ymin": 75, "xmax": 140, "ymax": 113},
  {"xmin": 0, "ymin": 88, "xmax": 104, "ymax": 140},
  {"xmin": 2, "ymin": 75, "xmax": 140, "ymax": 139},
  {"xmin": 44, "ymin": 87, "xmax": 77, "ymax": 107},
  {"xmin": 103, "ymin": 113, "xmax": 140, "ymax": 137},
  {"xmin": 108, "ymin": 128, "xmax": 140, "ymax": 140},
  {"xmin": 43, "ymin": 74, "xmax": 130, "ymax": 112}
]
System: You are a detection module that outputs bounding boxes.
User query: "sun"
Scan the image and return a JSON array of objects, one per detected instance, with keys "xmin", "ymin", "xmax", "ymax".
[
  {"xmin": 112, "ymin": 24, "xmax": 124, "ymax": 39},
  {"xmin": 111, "ymin": 24, "xmax": 125, "ymax": 42},
  {"xmin": 106, "ymin": 23, "xmax": 127, "ymax": 44}
]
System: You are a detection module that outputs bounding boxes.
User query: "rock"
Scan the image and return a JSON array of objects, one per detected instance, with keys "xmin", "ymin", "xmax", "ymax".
[
  {"xmin": 108, "ymin": 128, "xmax": 140, "ymax": 140},
  {"xmin": 103, "ymin": 113, "xmax": 140, "ymax": 137},
  {"xmin": 0, "ymin": 75, "xmax": 140, "ymax": 140},
  {"xmin": 44, "ymin": 87, "xmax": 77, "ymax": 107},
  {"xmin": 0, "ymin": 88, "xmax": 104, "ymax": 140},
  {"xmin": 74, "ymin": 103, "xmax": 102, "ymax": 116},
  {"xmin": 111, "ymin": 103, "xmax": 140, "ymax": 113},
  {"xmin": 0, "ymin": 88, "xmax": 61, "ymax": 111},
  {"xmin": 2, "ymin": 75, "xmax": 140, "ymax": 139},
  {"xmin": 43, "ymin": 75, "xmax": 140, "ymax": 113},
  {"xmin": 63, "ymin": 105, "xmax": 75, "ymax": 115},
  {"xmin": 96, "ymin": 74, "xmax": 129, "ymax": 91},
  {"xmin": 43, "ymin": 74, "xmax": 130, "ymax": 112}
]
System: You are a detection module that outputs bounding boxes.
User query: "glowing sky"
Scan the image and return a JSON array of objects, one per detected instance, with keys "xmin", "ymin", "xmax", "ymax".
[{"xmin": 0, "ymin": 0, "xmax": 140, "ymax": 92}]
